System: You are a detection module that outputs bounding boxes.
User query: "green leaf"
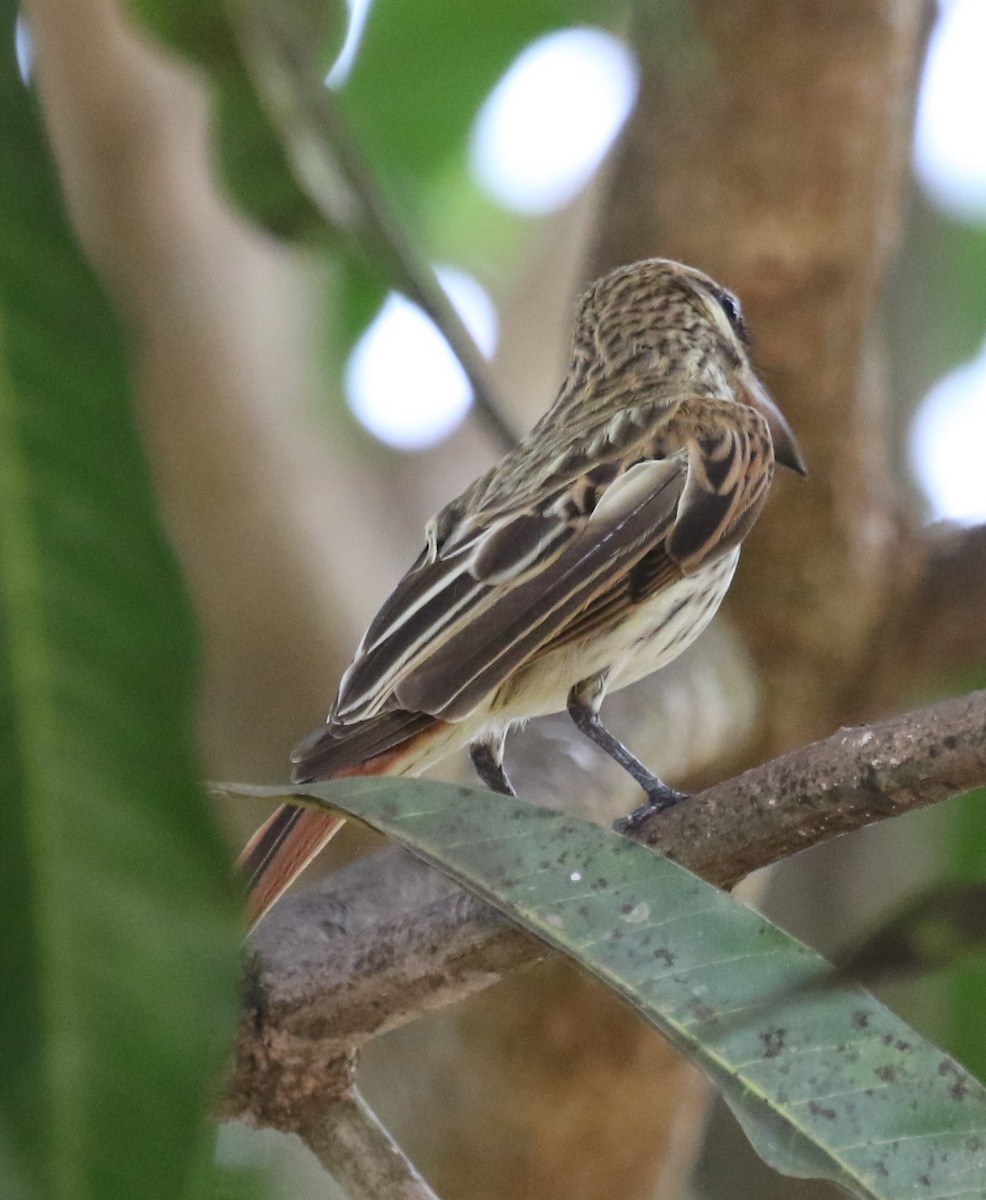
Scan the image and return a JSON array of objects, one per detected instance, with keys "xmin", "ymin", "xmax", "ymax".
[
  {"xmin": 127, "ymin": 0, "xmax": 343, "ymax": 239},
  {"xmin": 0, "ymin": 15, "xmax": 242, "ymax": 1200},
  {"xmin": 286, "ymin": 778, "xmax": 986, "ymax": 1199}
]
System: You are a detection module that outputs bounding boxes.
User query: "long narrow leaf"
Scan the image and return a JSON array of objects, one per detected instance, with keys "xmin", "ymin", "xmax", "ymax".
[
  {"xmin": 259, "ymin": 778, "xmax": 986, "ymax": 1199},
  {"xmin": 0, "ymin": 17, "xmax": 241, "ymax": 1200}
]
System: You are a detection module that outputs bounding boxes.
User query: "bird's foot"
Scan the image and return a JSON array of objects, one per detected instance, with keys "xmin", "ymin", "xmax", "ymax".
[
  {"xmin": 470, "ymin": 739, "xmax": 516, "ymax": 796},
  {"xmin": 613, "ymin": 786, "xmax": 689, "ymax": 835}
]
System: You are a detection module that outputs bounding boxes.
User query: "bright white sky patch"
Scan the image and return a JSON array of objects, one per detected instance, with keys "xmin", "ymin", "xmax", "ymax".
[
  {"xmin": 910, "ymin": 342, "xmax": 986, "ymax": 524},
  {"xmin": 345, "ymin": 267, "xmax": 497, "ymax": 450},
  {"xmin": 14, "ymin": 15, "xmax": 32, "ymax": 83},
  {"xmin": 914, "ymin": 0, "xmax": 986, "ymax": 220},
  {"xmin": 470, "ymin": 28, "xmax": 638, "ymax": 214},
  {"xmin": 326, "ymin": 0, "xmax": 374, "ymax": 89}
]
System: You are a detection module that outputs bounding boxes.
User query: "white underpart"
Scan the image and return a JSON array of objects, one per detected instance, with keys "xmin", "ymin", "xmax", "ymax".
[
  {"xmin": 351, "ymin": 547, "xmax": 742, "ymax": 781},
  {"xmin": 492, "ymin": 546, "xmax": 741, "ymax": 723}
]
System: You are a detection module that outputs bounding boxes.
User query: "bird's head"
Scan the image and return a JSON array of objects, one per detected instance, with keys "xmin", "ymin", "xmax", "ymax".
[{"xmin": 574, "ymin": 259, "xmax": 807, "ymax": 476}]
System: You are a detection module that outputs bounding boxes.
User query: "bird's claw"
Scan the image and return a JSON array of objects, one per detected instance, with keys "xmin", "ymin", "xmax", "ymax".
[{"xmin": 613, "ymin": 787, "xmax": 689, "ymax": 835}]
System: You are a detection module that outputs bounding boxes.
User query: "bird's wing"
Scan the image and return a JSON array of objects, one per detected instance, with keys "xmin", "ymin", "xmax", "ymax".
[
  {"xmin": 541, "ymin": 397, "xmax": 775, "ymax": 652},
  {"xmin": 333, "ymin": 395, "xmax": 772, "ymax": 725}
]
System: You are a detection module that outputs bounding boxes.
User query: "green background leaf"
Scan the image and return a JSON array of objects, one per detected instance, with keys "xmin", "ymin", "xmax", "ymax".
[
  {"xmin": 127, "ymin": 0, "xmax": 344, "ymax": 239},
  {"xmin": 951, "ymin": 797, "xmax": 986, "ymax": 1083},
  {"xmin": 340, "ymin": 0, "xmax": 613, "ymax": 178},
  {"xmin": 0, "ymin": 11, "xmax": 243, "ymax": 1198}
]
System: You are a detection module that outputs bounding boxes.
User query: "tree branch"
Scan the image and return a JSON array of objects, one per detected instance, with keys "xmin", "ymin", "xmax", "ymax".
[
  {"xmin": 631, "ymin": 686, "xmax": 986, "ymax": 880},
  {"xmin": 222, "ymin": 688, "xmax": 986, "ymax": 1124},
  {"xmin": 297, "ymin": 1089, "xmax": 442, "ymax": 1200}
]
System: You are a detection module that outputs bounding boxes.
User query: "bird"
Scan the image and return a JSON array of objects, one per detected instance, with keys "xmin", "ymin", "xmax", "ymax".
[{"xmin": 240, "ymin": 257, "xmax": 806, "ymax": 929}]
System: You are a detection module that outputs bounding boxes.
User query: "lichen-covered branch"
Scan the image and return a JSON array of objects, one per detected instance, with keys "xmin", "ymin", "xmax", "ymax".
[
  {"xmin": 221, "ymin": 687, "xmax": 986, "ymax": 1124},
  {"xmin": 633, "ymin": 686, "xmax": 986, "ymax": 883}
]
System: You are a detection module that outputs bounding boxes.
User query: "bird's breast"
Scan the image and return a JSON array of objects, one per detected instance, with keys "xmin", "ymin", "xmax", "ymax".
[
  {"xmin": 489, "ymin": 546, "xmax": 740, "ymax": 722},
  {"xmin": 604, "ymin": 546, "xmax": 740, "ymax": 692}
]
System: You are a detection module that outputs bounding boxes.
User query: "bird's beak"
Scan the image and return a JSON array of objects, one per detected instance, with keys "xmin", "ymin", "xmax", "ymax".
[{"xmin": 742, "ymin": 374, "xmax": 807, "ymax": 477}]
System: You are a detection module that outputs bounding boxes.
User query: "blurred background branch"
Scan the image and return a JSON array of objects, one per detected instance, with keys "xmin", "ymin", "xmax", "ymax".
[{"xmin": 231, "ymin": 0, "xmax": 517, "ymax": 450}]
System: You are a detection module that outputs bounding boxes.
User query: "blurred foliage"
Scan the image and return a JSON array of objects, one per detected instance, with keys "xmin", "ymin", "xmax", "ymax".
[
  {"xmin": 336, "ymin": 0, "xmax": 616, "ymax": 269},
  {"xmin": 128, "ymin": 0, "xmax": 618, "ymax": 446},
  {"xmin": 0, "ymin": 4, "xmax": 252, "ymax": 1199},
  {"xmin": 341, "ymin": 0, "xmax": 612, "ymax": 178},
  {"xmin": 950, "ymin": 769, "xmax": 986, "ymax": 1082},
  {"xmin": 887, "ymin": 195, "xmax": 986, "ymax": 431},
  {"xmin": 329, "ymin": 0, "xmax": 628, "ymax": 385},
  {"xmin": 128, "ymin": 0, "xmax": 344, "ymax": 238},
  {"xmin": 129, "ymin": 0, "xmax": 628, "ymax": 437}
]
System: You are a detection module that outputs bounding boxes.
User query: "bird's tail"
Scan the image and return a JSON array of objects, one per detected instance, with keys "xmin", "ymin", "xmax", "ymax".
[
  {"xmin": 240, "ymin": 806, "xmax": 344, "ymax": 932},
  {"xmin": 239, "ymin": 719, "xmax": 452, "ymax": 930}
]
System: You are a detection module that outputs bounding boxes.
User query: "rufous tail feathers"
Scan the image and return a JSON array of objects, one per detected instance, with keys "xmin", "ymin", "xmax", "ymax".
[{"xmin": 239, "ymin": 722, "xmax": 446, "ymax": 930}]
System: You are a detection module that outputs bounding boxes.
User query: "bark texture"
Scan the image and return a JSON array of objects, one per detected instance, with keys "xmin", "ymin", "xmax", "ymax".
[{"xmin": 596, "ymin": 0, "xmax": 930, "ymax": 752}]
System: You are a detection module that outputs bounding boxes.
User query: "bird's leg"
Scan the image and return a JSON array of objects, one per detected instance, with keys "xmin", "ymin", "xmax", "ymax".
[
  {"xmin": 567, "ymin": 675, "xmax": 688, "ymax": 831},
  {"xmin": 470, "ymin": 732, "xmax": 515, "ymax": 796}
]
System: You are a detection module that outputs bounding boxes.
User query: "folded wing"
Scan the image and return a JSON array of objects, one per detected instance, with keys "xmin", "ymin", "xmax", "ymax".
[{"xmin": 325, "ymin": 395, "xmax": 772, "ymax": 733}]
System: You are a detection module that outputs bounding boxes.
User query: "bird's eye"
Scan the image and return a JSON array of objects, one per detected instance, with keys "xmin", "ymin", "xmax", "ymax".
[
  {"xmin": 718, "ymin": 292, "xmax": 740, "ymax": 324},
  {"xmin": 714, "ymin": 289, "xmax": 749, "ymax": 345}
]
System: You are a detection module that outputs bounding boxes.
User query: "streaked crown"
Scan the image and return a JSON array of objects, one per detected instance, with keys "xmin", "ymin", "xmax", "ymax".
[
  {"xmin": 571, "ymin": 258, "xmax": 751, "ymax": 383},
  {"xmin": 557, "ymin": 258, "xmax": 806, "ymax": 476}
]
